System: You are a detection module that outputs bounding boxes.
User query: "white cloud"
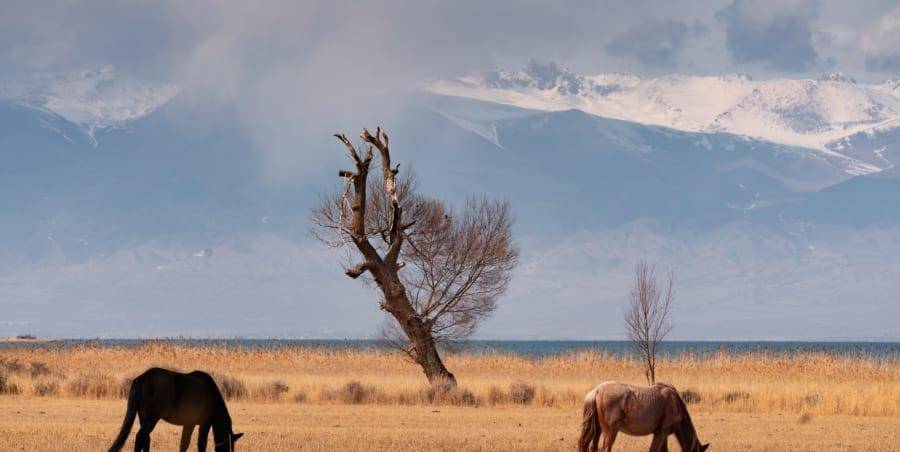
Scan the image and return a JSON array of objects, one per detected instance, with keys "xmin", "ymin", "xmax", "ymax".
[{"xmin": 862, "ymin": 4, "xmax": 900, "ymax": 72}]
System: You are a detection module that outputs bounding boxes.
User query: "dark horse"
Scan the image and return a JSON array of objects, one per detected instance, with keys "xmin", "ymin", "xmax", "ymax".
[
  {"xmin": 108, "ymin": 368, "xmax": 244, "ymax": 452},
  {"xmin": 578, "ymin": 381, "xmax": 709, "ymax": 452}
]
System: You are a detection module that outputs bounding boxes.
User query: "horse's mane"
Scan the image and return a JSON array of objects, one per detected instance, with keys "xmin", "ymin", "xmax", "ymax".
[
  {"xmin": 672, "ymin": 388, "xmax": 693, "ymax": 425},
  {"xmin": 671, "ymin": 387, "xmax": 700, "ymax": 449}
]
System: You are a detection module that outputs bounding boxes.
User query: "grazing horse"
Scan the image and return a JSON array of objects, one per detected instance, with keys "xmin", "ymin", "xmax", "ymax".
[
  {"xmin": 578, "ymin": 381, "xmax": 709, "ymax": 452},
  {"xmin": 107, "ymin": 368, "xmax": 244, "ymax": 452}
]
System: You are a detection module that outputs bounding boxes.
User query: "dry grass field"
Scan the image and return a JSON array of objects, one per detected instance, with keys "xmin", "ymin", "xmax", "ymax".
[{"xmin": 1, "ymin": 342, "xmax": 898, "ymax": 451}]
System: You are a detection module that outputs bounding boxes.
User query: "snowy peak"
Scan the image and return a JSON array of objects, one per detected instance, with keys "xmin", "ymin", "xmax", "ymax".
[
  {"xmin": 426, "ymin": 62, "xmax": 900, "ymax": 152},
  {"xmin": 481, "ymin": 60, "xmax": 639, "ymax": 96},
  {"xmin": 875, "ymin": 77, "xmax": 900, "ymax": 97},
  {"xmin": 1, "ymin": 66, "xmax": 179, "ymax": 143},
  {"xmin": 818, "ymin": 71, "xmax": 856, "ymax": 83}
]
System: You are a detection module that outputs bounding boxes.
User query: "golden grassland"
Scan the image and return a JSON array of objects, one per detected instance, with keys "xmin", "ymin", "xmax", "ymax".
[
  {"xmin": 2, "ymin": 399, "xmax": 899, "ymax": 451},
  {"xmin": 0, "ymin": 342, "xmax": 898, "ymax": 451}
]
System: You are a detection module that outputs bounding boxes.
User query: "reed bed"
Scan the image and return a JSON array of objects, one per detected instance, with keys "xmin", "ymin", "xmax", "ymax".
[{"xmin": 1, "ymin": 342, "xmax": 897, "ymax": 417}]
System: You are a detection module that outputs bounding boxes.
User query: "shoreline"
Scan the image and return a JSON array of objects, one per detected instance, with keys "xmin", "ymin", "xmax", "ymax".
[{"xmin": 0, "ymin": 338, "xmax": 50, "ymax": 343}]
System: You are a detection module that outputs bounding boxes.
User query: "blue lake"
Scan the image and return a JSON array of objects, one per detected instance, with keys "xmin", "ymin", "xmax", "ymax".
[{"xmin": 4, "ymin": 339, "xmax": 898, "ymax": 359}]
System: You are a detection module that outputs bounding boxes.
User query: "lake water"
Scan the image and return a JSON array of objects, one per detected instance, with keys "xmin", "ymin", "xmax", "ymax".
[{"xmin": 4, "ymin": 339, "xmax": 898, "ymax": 359}]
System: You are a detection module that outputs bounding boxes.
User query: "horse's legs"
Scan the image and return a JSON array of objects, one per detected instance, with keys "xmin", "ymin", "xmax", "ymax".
[
  {"xmin": 197, "ymin": 423, "xmax": 211, "ymax": 452},
  {"xmin": 134, "ymin": 416, "xmax": 159, "ymax": 452},
  {"xmin": 179, "ymin": 425, "xmax": 195, "ymax": 452},
  {"xmin": 600, "ymin": 427, "xmax": 618, "ymax": 452},
  {"xmin": 648, "ymin": 432, "xmax": 668, "ymax": 452}
]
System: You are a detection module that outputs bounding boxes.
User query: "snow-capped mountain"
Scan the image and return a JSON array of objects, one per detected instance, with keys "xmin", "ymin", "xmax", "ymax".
[
  {"xmin": 425, "ymin": 61, "xmax": 900, "ymax": 163},
  {"xmin": 3, "ymin": 65, "xmax": 900, "ymax": 339},
  {"xmin": 0, "ymin": 66, "xmax": 179, "ymax": 145},
  {"xmin": 874, "ymin": 77, "xmax": 900, "ymax": 98}
]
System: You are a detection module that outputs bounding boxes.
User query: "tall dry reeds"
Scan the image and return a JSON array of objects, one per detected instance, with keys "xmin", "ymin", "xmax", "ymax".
[{"xmin": 0, "ymin": 342, "xmax": 896, "ymax": 416}]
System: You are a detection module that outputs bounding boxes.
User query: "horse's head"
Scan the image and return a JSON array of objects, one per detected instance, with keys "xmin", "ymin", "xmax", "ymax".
[{"xmin": 214, "ymin": 432, "xmax": 244, "ymax": 452}]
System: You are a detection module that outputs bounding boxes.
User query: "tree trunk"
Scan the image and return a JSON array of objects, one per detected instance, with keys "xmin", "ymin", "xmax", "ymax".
[
  {"xmin": 408, "ymin": 322, "xmax": 456, "ymax": 386},
  {"xmin": 379, "ymin": 273, "xmax": 457, "ymax": 386}
]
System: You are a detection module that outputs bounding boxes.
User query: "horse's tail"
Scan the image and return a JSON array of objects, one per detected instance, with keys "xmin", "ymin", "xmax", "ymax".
[
  {"xmin": 107, "ymin": 377, "xmax": 141, "ymax": 452},
  {"xmin": 578, "ymin": 389, "xmax": 600, "ymax": 452}
]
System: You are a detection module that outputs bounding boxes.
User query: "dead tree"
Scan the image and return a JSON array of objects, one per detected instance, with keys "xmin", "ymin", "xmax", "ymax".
[
  {"xmin": 312, "ymin": 128, "xmax": 517, "ymax": 386},
  {"xmin": 624, "ymin": 259, "xmax": 675, "ymax": 385}
]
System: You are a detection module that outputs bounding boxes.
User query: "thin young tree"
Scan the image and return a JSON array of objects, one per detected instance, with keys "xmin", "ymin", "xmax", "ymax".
[
  {"xmin": 624, "ymin": 259, "xmax": 675, "ymax": 385},
  {"xmin": 311, "ymin": 127, "xmax": 517, "ymax": 386}
]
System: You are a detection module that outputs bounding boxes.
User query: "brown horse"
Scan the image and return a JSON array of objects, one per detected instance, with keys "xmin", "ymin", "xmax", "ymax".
[
  {"xmin": 578, "ymin": 381, "xmax": 709, "ymax": 452},
  {"xmin": 108, "ymin": 368, "xmax": 243, "ymax": 452}
]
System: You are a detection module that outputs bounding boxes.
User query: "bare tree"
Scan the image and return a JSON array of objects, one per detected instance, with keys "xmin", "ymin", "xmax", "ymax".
[
  {"xmin": 311, "ymin": 127, "xmax": 517, "ymax": 386},
  {"xmin": 624, "ymin": 259, "xmax": 675, "ymax": 385}
]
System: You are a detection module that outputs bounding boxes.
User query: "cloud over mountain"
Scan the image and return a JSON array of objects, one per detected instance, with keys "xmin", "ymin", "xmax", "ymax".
[
  {"xmin": 716, "ymin": 0, "xmax": 822, "ymax": 72},
  {"xmin": 605, "ymin": 20, "xmax": 707, "ymax": 69}
]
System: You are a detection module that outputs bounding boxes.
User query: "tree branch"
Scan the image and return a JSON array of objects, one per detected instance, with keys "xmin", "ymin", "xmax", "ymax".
[{"xmin": 345, "ymin": 261, "xmax": 375, "ymax": 279}]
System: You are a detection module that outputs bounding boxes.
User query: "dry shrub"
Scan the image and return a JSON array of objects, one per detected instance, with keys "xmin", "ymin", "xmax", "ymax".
[
  {"xmin": 395, "ymin": 390, "xmax": 419, "ymax": 406},
  {"xmin": 34, "ymin": 380, "xmax": 59, "ymax": 397},
  {"xmin": 451, "ymin": 388, "xmax": 480, "ymax": 407},
  {"xmin": 722, "ymin": 390, "xmax": 751, "ymax": 403},
  {"xmin": 340, "ymin": 381, "xmax": 376, "ymax": 404},
  {"xmin": 292, "ymin": 390, "xmax": 307, "ymax": 403},
  {"xmin": 318, "ymin": 387, "xmax": 339, "ymax": 403},
  {"xmin": 120, "ymin": 377, "xmax": 135, "ymax": 395},
  {"xmin": 535, "ymin": 386, "xmax": 556, "ymax": 407},
  {"xmin": 798, "ymin": 412, "xmax": 813, "ymax": 424},
  {"xmin": 29, "ymin": 362, "xmax": 51, "ymax": 377},
  {"xmin": 0, "ymin": 358, "xmax": 23, "ymax": 374},
  {"xmin": 508, "ymin": 381, "xmax": 535, "ymax": 405},
  {"xmin": 487, "ymin": 385, "xmax": 505, "ymax": 406},
  {"xmin": 0, "ymin": 372, "xmax": 20, "ymax": 395},
  {"xmin": 420, "ymin": 382, "xmax": 480, "ymax": 407},
  {"xmin": 419, "ymin": 381, "xmax": 453, "ymax": 404},
  {"xmin": 681, "ymin": 388, "xmax": 702, "ymax": 404},
  {"xmin": 214, "ymin": 374, "xmax": 247, "ymax": 400},
  {"xmin": 559, "ymin": 389, "xmax": 585, "ymax": 407},
  {"xmin": 67, "ymin": 373, "xmax": 125, "ymax": 398},
  {"xmin": 255, "ymin": 380, "xmax": 290, "ymax": 401}
]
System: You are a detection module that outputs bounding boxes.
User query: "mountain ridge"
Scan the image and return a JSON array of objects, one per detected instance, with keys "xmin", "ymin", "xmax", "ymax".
[{"xmin": 425, "ymin": 60, "xmax": 900, "ymax": 163}]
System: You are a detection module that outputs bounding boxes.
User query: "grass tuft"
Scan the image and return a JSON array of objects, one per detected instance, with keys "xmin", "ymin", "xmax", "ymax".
[
  {"xmin": 255, "ymin": 380, "xmax": 290, "ymax": 401},
  {"xmin": 34, "ymin": 380, "xmax": 59, "ymax": 397},
  {"xmin": 722, "ymin": 390, "xmax": 752, "ymax": 403},
  {"xmin": 66, "ymin": 373, "xmax": 126, "ymax": 398},
  {"xmin": 0, "ymin": 372, "xmax": 19, "ymax": 395},
  {"xmin": 340, "ymin": 380, "xmax": 376, "ymax": 404},
  {"xmin": 487, "ymin": 385, "xmax": 505, "ymax": 406},
  {"xmin": 29, "ymin": 362, "xmax": 51, "ymax": 377},
  {"xmin": 681, "ymin": 388, "xmax": 702, "ymax": 404},
  {"xmin": 508, "ymin": 381, "xmax": 535, "ymax": 405},
  {"xmin": 419, "ymin": 382, "xmax": 481, "ymax": 407},
  {"xmin": 214, "ymin": 374, "xmax": 248, "ymax": 401}
]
